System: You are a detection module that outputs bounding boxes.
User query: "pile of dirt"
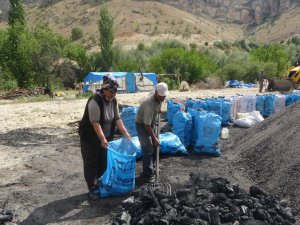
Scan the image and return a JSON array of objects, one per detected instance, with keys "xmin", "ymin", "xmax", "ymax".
[
  {"xmin": 228, "ymin": 101, "xmax": 300, "ymax": 218},
  {"xmin": 190, "ymin": 77, "xmax": 223, "ymax": 90}
]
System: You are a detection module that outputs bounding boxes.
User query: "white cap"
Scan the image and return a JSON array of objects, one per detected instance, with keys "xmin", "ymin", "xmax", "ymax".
[
  {"xmin": 106, "ymin": 72, "xmax": 116, "ymax": 81},
  {"xmin": 155, "ymin": 82, "xmax": 169, "ymax": 96}
]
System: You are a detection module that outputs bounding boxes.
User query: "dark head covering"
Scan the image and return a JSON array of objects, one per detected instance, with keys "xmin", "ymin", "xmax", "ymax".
[{"xmin": 101, "ymin": 73, "xmax": 119, "ymax": 93}]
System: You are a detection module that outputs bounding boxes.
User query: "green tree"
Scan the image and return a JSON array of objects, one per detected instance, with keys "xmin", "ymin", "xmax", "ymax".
[
  {"xmin": 0, "ymin": 29, "xmax": 8, "ymax": 66},
  {"xmin": 3, "ymin": 23, "xmax": 32, "ymax": 87},
  {"xmin": 0, "ymin": 66, "xmax": 17, "ymax": 90},
  {"xmin": 98, "ymin": 5, "xmax": 114, "ymax": 71},
  {"xmin": 63, "ymin": 42, "xmax": 97, "ymax": 81},
  {"xmin": 31, "ymin": 25, "xmax": 69, "ymax": 86},
  {"xmin": 250, "ymin": 44, "xmax": 289, "ymax": 75},
  {"xmin": 4, "ymin": 0, "xmax": 29, "ymax": 87},
  {"xmin": 217, "ymin": 63, "xmax": 247, "ymax": 81},
  {"xmin": 148, "ymin": 48, "xmax": 216, "ymax": 82},
  {"xmin": 8, "ymin": 0, "xmax": 26, "ymax": 26}
]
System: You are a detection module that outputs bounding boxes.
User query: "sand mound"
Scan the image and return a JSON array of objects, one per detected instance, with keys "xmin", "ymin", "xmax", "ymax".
[{"xmin": 230, "ymin": 101, "xmax": 300, "ymax": 216}]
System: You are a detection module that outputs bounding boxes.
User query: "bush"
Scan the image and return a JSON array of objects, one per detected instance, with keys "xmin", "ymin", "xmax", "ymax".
[
  {"xmin": 161, "ymin": 77, "xmax": 178, "ymax": 90},
  {"xmin": 71, "ymin": 28, "xmax": 84, "ymax": 41},
  {"xmin": 0, "ymin": 67, "xmax": 18, "ymax": 91}
]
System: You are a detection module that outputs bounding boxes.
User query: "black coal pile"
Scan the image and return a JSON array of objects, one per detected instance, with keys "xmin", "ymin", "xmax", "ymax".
[
  {"xmin": 0, "ymin": 199, "xmax": 13, "ymax": 225},
  {"xmin": 113, "ymin": 173, "xmax": 296, "ymax": 225}
]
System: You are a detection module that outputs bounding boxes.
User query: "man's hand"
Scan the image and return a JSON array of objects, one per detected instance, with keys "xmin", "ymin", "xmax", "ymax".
[{"xmin": 152, "ymin": 137, "xmax": 160, "ymax": 147}]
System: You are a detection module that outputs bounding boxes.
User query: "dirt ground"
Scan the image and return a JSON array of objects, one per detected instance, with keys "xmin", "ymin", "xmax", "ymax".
[{"xmin": 0, "ymin": 87, "xmax": 299, "ymax": 225}]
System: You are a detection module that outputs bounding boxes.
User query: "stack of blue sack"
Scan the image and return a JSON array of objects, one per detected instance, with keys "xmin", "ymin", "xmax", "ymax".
[
  {"xmin": 185, "ymin": 98, "xmax": 195, "ymax": 112},
  {"xmin": 193, "ymin": 111, "xmax": 222, "ymax": 156},
  {"xmin": 172, "ymin": 110, "xmax": 192, "ymax": 148},
  {"xmin": 191, "ymin": 98, "xmax": 231, "ymax": 126},
  {"xmin": 256, "ymin": 95, "xmax": 265, "ymax": 116},
  {"xmin": 187, "ymin": 108, "xmax": 201, "ymax": 147},
  {"xmin": 263, "ymin": 95, "xmax": 275, "ymax": 117},
  {"xmin": 166, "ymin": 99, "xmax": 184, "ymax": 125},
  {"xmin": 220, "ymin": 99, "xmax": 232, "ymax": 126},
  {"xmin": 121, "ymin": 106, "xmax": 138, "ymax": 136},
  {"xmin": 286, "ymin": 92, "xmax": 300, "ymax": 106}
]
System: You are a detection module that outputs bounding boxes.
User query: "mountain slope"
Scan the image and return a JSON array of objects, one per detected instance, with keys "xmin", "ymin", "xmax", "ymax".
[
  {"xmin": 20, "ymin": 0, "xmax": 245, "ymax": 49},
  {"xmin": 1, "ymin": 0, "xmax": 300, "ymax": 49},
  {"xmin": 249, "ymin": 6, "xmax": 300, "ymax": 42},
  {"xmin": 139, "ymin": 0, "xmax": 300, "ymax": 25}
]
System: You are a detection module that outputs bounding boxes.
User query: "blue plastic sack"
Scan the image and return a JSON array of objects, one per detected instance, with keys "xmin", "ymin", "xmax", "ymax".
[
  {"xmin": 256, "ymin": 95, "xmax": 265, "ymax": 116},
  {"xmin": 121, "ymin": 107, "xmax": 138, "ymax": 136},
  {"xmin": 131, "ymin": 137, "xmax": 142, "ymax": 159},
  {"xmin": 185, "ymin": 98, "xmax": 195, "ymax": 112},
  {"xmin": 293, "ymin": 93, "xmax": 300, "ymax": 103},
  {"xmin": 187, "ymin": 108, "xmax": 201, "ymax": 146},
  {"xmin": 98, "ymin": 138, "xmax": 137, "ymax": 197},
  {"xmin": 159, "ymin": 132, "xmax": 188, "ymax": 155},
  {"xmin": 167, "ymin": 100, "xmax": 183, "ymax": 125},
  {"xmin": 220, "ymin": 100, "xmax": 232, "ymax": 125},
  {"xmin": 192, "ymin": 99, "xmax": 207, "ymax": 111},
  {"xmin": 285, "ymin": 94, "xmax": 294, "ymax": 106},
  {"xmin": 194, "ymin": 111, "xmax": 222, "ymax": 156},
  {"xmin": 264, "ymin": 95, "xmax": 275, "ymax": 117},
  {"xmin": 206, "ymin": 100, "xmax": 222, "ymax": 117},
  {"xmin": 172, "ymin": 111, "xmax": 192, "ymax": 147},
  {"xmin": 108, "ymin": 137, "xmax": 142, "ymax": 159}
]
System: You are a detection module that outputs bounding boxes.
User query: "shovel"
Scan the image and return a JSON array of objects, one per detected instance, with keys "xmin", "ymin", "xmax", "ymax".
[{"xmin": 148, "ymin": 113, "xmax": 172, "ymax": 195}]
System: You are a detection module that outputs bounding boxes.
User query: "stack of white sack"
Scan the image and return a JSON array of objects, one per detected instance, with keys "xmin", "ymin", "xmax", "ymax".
[{"xmin": 233, "ymin": 111, "xmax": 264, "ymax": 128}]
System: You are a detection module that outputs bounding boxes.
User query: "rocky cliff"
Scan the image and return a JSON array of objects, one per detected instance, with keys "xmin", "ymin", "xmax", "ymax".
[
  {"xmin": 0, "ymin": 0, "xmax": 58, "ymax": 20},
  {"xmin": 1, "ymin": 0, "xmax": 299, "ymax": 24},
  {"xmin": 135, "ymin": 0, "xmax": 299, "ymax": 25}
]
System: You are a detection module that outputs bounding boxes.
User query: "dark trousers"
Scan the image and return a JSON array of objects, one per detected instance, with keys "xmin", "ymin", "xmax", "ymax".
[
  {"xmin": 80, "ymin": 138, "xmax": 107, "ymax": 191},
  {"xmin": 136, "ymin": 123, "xmax": 157, "ymax": 176},
  {"xmin": 259, "ymin": 80, "xmax": 263, "ymax": 92}
]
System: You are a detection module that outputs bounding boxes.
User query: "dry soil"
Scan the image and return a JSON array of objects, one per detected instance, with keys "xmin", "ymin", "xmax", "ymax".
[{"xmin": 0, "ymin": 87, "xmax": 299, "ymax": 224}]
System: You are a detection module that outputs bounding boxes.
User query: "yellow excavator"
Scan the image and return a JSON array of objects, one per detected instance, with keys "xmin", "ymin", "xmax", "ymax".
[
  {"xmin": 267, "ymin": 66, "xmax": 300, "ymax": 92},
  {"xmin": 285, "ymin": 66, "xmax": 300, "ymax": 84}
]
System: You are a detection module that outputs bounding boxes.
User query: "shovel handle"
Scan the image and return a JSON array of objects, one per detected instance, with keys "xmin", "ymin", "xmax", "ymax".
[{"xmin": 156, "ymin": 114, "xmax": 160, "ymax": 182}]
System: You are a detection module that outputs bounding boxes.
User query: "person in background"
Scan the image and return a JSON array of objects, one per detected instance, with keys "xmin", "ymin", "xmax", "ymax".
[
  {"xmin": 79, "ymin": 73, "xmax": 131, "ymax": 199},
  {"xmin": 135, "ymin": 82, "xmax": 169, "ymax": 183},
  {"xmin": 258, "ymin": 70, "xmax": 265, "ymax": 93}
]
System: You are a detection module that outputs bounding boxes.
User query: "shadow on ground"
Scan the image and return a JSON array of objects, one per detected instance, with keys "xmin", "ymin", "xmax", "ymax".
[
  {"xmin": 19, "ymin": 194, "xmax": 122, "ymax": 225},
  {"xmin": 0, "ymin": 127, "xmax": 74, "ymax": 147}
]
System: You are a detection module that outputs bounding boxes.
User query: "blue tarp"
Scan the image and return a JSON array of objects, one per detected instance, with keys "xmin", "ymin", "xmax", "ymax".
[
  {"xmin": 226, "ymin": 80, "xmax": 254, "ymax": 88},
  {"xmin": 126, "ymin": 72, "xmax": 137, "ymax": 93},
  {"xmin": 83, "ymin": 72, "xmax": 126, "ymax": 92},
  {"xmin": 83, "ymin": 72, "xmax": 157, "ymax": 93}
]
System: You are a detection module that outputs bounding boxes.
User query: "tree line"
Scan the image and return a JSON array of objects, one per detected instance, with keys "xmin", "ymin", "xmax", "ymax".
[{"xmin": 0, "ymin": 0, "xmax": 300, "ymax": 91}]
